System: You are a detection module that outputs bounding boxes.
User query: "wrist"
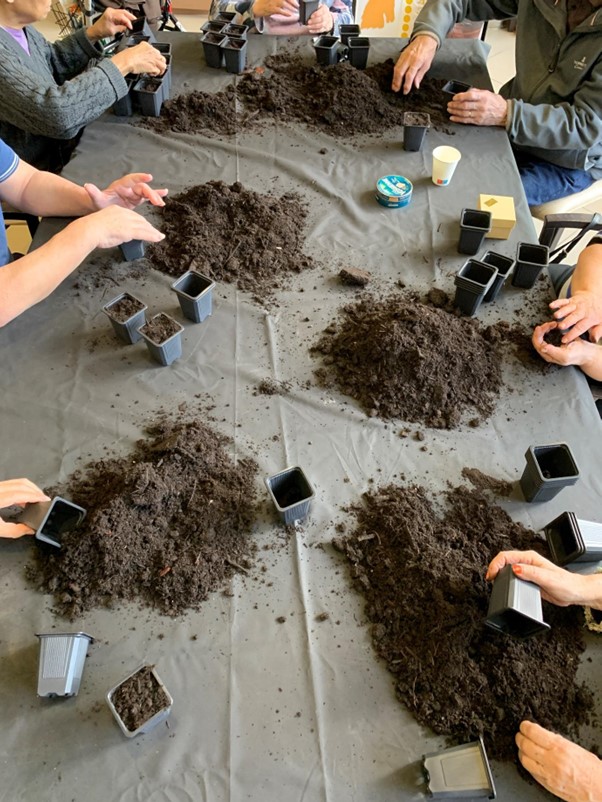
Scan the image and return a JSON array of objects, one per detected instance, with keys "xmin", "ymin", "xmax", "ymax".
[{"xmin": 582, "ymin": 573, "xmax": 602, "ymax": 610}]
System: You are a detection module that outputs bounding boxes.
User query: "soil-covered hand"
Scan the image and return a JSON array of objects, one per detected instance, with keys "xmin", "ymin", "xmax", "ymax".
[
  {"xmin": 516, "ymin": 721, "xmax": 602, "ymax": 802},
  {"xmin": 447, "ymin": 88, "xmax": 508, "ymax": 126},
  {"xmin": 112, "ymin": 42, "xmax": 166, "ymax": 77},
  {"xmin": 86, "ymin": 8, "xmax": 136, "ymax": 41},
  {"xmin": 85, "ymin": 173, "xmax": 168, "ymax": 211},
  {"xmin": 74, "ymin": 206, "xmax": 165, "ymax": 250},
  {"xmin": 0, "ymin": 478, "xmax": 50, "ymax": 539},
  {"xmin": 307, "ymin": 3, "xmax": 335, "ymax": 33},
  {"xmin": 550, "ymin": 290, "xmax": 602, "ymax": 344},
  {"xmin": 532, "ymin": 321, "xmax": 602, "ymax": 379},
  {"xmin": 252, "ymin": 0, "xmax": 298, "ymax": 18},
  {"xmin": 392, "ymin": 35, "xmax": 438, "ymax": 94}
]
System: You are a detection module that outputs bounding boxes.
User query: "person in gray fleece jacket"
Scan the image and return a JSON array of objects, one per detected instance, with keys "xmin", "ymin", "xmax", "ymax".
[
  {"xmin": 0, "ymin": 2, "xmax": 166, "ymax": 172},
  {"xmin": 392, "ymin": 0, "xmax": 602, "ymax": 206}
]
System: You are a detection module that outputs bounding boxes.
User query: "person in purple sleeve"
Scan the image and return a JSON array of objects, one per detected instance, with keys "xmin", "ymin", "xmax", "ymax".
[{"xmin": 209, "ymin": 0, "xmax": 354, "ymax": 36}]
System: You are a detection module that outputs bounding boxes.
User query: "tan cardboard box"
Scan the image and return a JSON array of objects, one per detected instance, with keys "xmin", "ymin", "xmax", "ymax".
[{"xmin": 478, "ymin": 194, "xmax": 516, "ymax": 239}]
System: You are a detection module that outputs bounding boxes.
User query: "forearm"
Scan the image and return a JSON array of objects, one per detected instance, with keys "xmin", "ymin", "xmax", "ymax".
[{"xmin": 570, "ymin": 244, "xmax": 602, "ymax": 298}]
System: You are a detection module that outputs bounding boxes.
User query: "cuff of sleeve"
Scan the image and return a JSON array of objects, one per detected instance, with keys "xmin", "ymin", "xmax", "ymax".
[
  {"xmin": 505, "ymin": 98, "xmax": 513, "ymax": 131},
  {"xmin": 73, "ymin": 26, "xmax": 103, "ymax": 58},
  {"xmin": 98, "ymin": 59, "xmax": 129, "ymax": 99},
  {"xmin": 410, "ymin": 30, "xmax": 441, "ymax": 49}
]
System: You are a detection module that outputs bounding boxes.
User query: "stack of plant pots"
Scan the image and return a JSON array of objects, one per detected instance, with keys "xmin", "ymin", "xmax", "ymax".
[
  {"xmin": 200, "ymin": 17, "xmax": 248, "ymax": 74},
  {"xmin": 314, "ymin": 24, "xmax": 369, "ymax": 68},
  {"xmin": 480, "ymin": 250, "xmax": 515, "ymax": 301},
  {"xmin": 453, "ymin": 259, "xmax": 497, "ymax": 316}
]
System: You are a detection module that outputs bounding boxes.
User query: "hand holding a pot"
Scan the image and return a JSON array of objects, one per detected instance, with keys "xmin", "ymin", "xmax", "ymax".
[
  {"xmin": 447, "ymin": 89, "xmax": 509, "ymax": 127},
  {"xmin": 0, "ymin": 479, "xmax": 50, "ymax": 539},
  {"xmin": 86, "ymin": 8, "xmax": 136, "ymax": 42},
  {"xmin": 392, "ymin": 35, "xmax": 438, "ymax": 94},
  {"xmin": 77, "ymin": 206, "xmax": 165, "ymax": 251},
  {"xmin": 532, "ymin": 321, "xmax": 602, "ymax": 381},
  {"xmin": 84, "ymin": 173, "xmax": 168, "ymax": 212},
  {"xmin": 306, "ymin": 4, "xmax": 335, "ymax": 34},
  {"xmin": 112, "ymin": 42, "xmax": 166, "ymax": 77}
]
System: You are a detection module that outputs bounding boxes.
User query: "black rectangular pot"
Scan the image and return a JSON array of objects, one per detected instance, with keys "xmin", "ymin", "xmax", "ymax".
[{"xmin": 458, "ymin": 208, "xmax": 492, "ymax": 255}]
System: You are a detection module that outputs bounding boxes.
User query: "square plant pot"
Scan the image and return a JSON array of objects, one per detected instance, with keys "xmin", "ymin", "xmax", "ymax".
[
  {"xmin": 138, "ymin": 312, "xmax": 184, "ymax": 366},
  {"xmin": 171, "ymin": 271, "xmax": 216, "ymax": 323},
  {"xmin": 36, "ymin": 632, "xmax": 94, "ymax": 697},
  {"xmin": 544, "ymin": 511, "xmax": 602, "ymax": 565},
  {"xmin": 485, "ymin": 563, "xmax": 550, "ymax": 638},
  {"xmin": 161, "ymin": 54, "xmax": 172, "ymax": 97},
  {"xmin": 481, "ymin": 251, "xmax": 515, "ymax": 302},
  {"xmin": 442, "ymin": 79, "xmax": 472, "ymax": 95},
  {"xmin": 113, "ymin": 77, "xmax": 135, "ymax": 117},
  {"xmin": 520, "ymin": 443, "xmax": 579, "ymax": 503},
  {"xmin": 266, "ymin": 466, "xmax": 315, "ymax": 525},
  {"xmin": 423, "ymin": 736, "xmax": 496, "ymax": 798},
  {"xmin": 213, "ymin": 11, "xmax": 236, "ymax": 23},
  {"xmin": 130, "ymin": 16, "xmax": 156, "ymax": 41},
  {"xmin": 339, "ymin": 23, "xmax": 361, "ymax": 44},
  {"xmin": 347, "ymin": 37, "xmax": 370, "ymax": 69},
  {"xmin": 18, "ymin": 496, "xmax": 86, "ymax": 549},
  {"xmin": 103, "ymin": 291, "xmax": 148, "ymax": 344},
  {"xmin": 132, "ymin": 77, "xmax": 164, "ymax": 117},
  {"xmin": 201, "ymin": 32, "xmax": 227, "ymax": 68},
  {"xmin": 453, "ymin": 259, "xmax": 497, "ymax": 317},
  {"xmin": 107, "ymin": 664, "xmax": 173, "ymax": 737},
  {"xmin": 458, "ymin": 208, "xmax": 492, "ymax": 256},
  {"xmin": 299, "ymin": 0, "xmax": 320, "ymax": 24},
  {"xmin": 314, "ymin": 35, "xmax": 339, "ymax": 66},
  {"xmin": 119, "ymin": 238, "xmax": 146, "ymax": 262},
  {"xmin": 402, "ymin": 111, "xmax": 430, "ymax": 152},
  {"xmin": 511, "ymin": 242, "xmax": 549, "ymax": 289},
  {"xmin": 201, "ymin": 20, "xmax": 226, "ymax": 34},
  {"xmin": 223, "ymin": 22, "xmax": 247, "ymax": 39},
  {"xmin": 222, "ymin": 37, "xmax": 247, "ymax": 74}
]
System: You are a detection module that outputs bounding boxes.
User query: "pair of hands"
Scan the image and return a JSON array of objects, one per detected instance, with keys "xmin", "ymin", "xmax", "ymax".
[
  {"xmin": 253, "ymin": 0, "xmax": 335, "ymax": 34},
  {"xmin": 487, "ymin": 551, "xmax": 602, "ymax": 802},
  {"xmin": 532, "ymin": 291, "xmax": 602, "ymax": 370},
  {"xmin": 0, "ymin": 479, "xmax": 49, "ymax": 538},
  {"xmin": 392, "ymin": 35, "xmax": 508, "ymax": 125},
  {"xmin": 86, "ymin": 9, "xmax": 166, "ymax": 76}
]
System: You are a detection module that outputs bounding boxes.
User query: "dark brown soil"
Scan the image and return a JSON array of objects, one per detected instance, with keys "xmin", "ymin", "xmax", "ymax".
[
  {"xmin": 339, "ymin": 267, "xmax": 371, "ymax": 287},
  {"xmin": 149, "ymin": 181, "xmax": 316, "ymax": 301},
  {"xmin": 106, "ymin": 293, "xmax": 145, "ymax": 322},
  {"xmin": 461, "ymin": 467, "xmax": 514, "ymax": 497},
  {"xmin": 334, "ymin": 483, "xmax": 594, "ymax": 762},
  {"xmin": 544, "ymin": 326, "xmax": 564, "ymax": 347},
  {"xmin": 111, "ymin": 666, "xmax": 169, "ymax": 732},
  {"xmin": 139, "ymin": 313, "xmax": 181, "ymax": 344},
  {"xmin": 142, "ymin": 86, "xmax": 239, "ymax": 136},
  {"xmin": 26, "ymin": 416, "xmax": 259, "ymax": 618}
]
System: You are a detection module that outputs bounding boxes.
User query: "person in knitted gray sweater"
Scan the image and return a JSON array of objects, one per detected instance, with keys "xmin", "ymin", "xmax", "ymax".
[{"xmin": 0, "ymin": 3, "xmax": 166, "ymax": 172}]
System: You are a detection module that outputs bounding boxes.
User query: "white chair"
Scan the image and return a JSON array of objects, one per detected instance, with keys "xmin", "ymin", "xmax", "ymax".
[{"xmin": 531, "ymin": 179, "xmax": 602, "ymax": 227}]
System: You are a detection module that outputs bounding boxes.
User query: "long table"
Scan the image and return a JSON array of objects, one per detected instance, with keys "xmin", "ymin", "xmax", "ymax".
[{"xmin": 1, "ymin": 33, "xmax": 600, "ymax": 802}]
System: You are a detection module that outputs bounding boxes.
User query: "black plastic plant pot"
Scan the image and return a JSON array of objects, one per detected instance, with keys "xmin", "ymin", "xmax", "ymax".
[
  {"xmin": 520, "ymin": 443, "xmax": 580, "ymax": 503},
  {"xmin": 151, "ymin": 41, "xmax": 172, "ymax": 55},
  {"xmin": 138, "ymin": 312, "xmax": 184, "ymax": 366},
  {"xmin": 171, "ymin": 271, "xmax": 216, "ymax": 323},
  {"xmin": 402, "ymin": 111, "xmax": 430, "ymax": 152},
  {"xmin": 314, "ymin": 36, "xmax": 339, "ymax": 66},
  {"xmin": 458, "ymin": 208, "xmax": 492, "ymax": 255},
  {"xmin": 18, "ymin": 496, "xmax": 86, "ymax": 549},
  {"xmin": 36, "ymin": 632, "xmax": 94, "ymax": 697},
  {"xmin": 161, "ymin": 54, "xmax": 172, "ymax": 97},
  {"xmin": 486, "ymin": 564, "xmax": 550, "ymax": 639},
  {"xmin": 222, "ymin": 37, "xmax": 247, "ymax": 74},
  {"xmin": 299, "ymin": 0, "xmax": 320, "ymax": 24},
  {"xmin": 201, "ymin": 20, "xmax": 226, "ymax": 33},
  {"xmin": 113, "ymin": 78, "xmax": 135, "ymax": 117},
  {"xmin": 481, "ymin": 250, "xmax": 515, "ymax": 302},
  {"xmin": 422, "ymin": 736, "xmax": 496, "ymax": 799},
  {"xmin": 201, "ymin": 32, "xmax": 227, "ymax": 68},
  {"xmin": 347, "ymin": 37, "xmax": 370, "ymax": 69},
  {"xmin": 213, "ymin": 11, "xmax": 236, "ymax": 22},
  {"xmin": 130, "ymin": 16, "xmax": 156, "ymax": 41},
  {"xmin": 223, "ymin": 22, "xmax": 247, "ymax": 39},
  {"xmin": 339, "ymin": 23, "xmax": 361, "ymax": 44},
  {"xmin": 442, "ymin": 79, "xmax": 472, "ymax": 95},
  {"xmin": 544, "ymin": 511, "xmax": 602, "ymax": 565},
  {"xmin": 132, "ymin": 77, "xmax": 163, "ymax": 117},
  {"xmin": 119, "ymin": 239, "xmax": 146, "ymax": 261},
  {"xmin": 103, "ymin": 291, "xmax": 148, "ymax": 344},
  {"xmin": 107, "ymin": 664, "xmax": 173, "ymax": 738},
  {"xmin": 511, "ymin": 242, "xmax": 549, "ymax": 289},
  {"xmin": 453, "ymin": 259, "xmax": 497, "ymax": 316},
  {"xmin": 265, "ymin": 466, "xmax": 315, "ymax": 525}
]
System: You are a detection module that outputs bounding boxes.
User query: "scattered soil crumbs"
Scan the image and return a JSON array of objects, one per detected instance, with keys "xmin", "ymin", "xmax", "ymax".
[
  {"xmin": 255, "ymin": 378, "xmax": 291, "ymax": 396},
  {"xmin": 312, "ymin": 294, "xmax": 503, "ymax": 428},
  {"xmin": 111, "ymin": 666, "xmax": 169, "ymax": 732},
  {"xmin": 461, "ymin": 467, "xmax": 513, "ymax": 497},
  {"xmin": 149, "ymin": 181, "xmax": 316, "ymax": 301},
  {"xmin": 26, "ymin": 417, "xmax": 259, "ymax": 618},
  {"xmin": 335, "ymin": 484, "xmax": 593, "ymax": 761}
]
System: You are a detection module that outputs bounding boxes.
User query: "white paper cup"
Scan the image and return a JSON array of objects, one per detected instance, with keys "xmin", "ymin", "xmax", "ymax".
[{"xmin": 432, "ymin": 146, "xmax": 462, "ymax": 186}]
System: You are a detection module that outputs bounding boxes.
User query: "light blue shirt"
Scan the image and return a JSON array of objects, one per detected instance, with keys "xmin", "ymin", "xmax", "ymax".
[{"xmin": 0, "ymin": 137, "xmax": 20, "ymax": 266}]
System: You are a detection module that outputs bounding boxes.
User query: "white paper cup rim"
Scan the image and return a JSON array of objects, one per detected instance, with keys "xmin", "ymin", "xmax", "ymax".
[{"xmin": 433, "ymin": 146, "xmax": 462, "ymax": 165}]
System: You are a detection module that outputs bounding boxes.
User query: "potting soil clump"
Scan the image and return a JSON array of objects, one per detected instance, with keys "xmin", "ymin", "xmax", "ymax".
[
  {"xmin": 334, "ymin": 484, "xmax": 593, "ymax": 762},
  {"xmin": 141, "ymin": 86, "xmax": 239, "ymax": 136},
  {"xmin": 312, "ymin": 295, "xmax": 502, "ymax": 428},
  {"xmin": 26, "ymin": 418, "xmax": 259, "ymax": 618},
  {"xmin": 150, "ymin": 180, "xmax": 315, "ymax": 302}
]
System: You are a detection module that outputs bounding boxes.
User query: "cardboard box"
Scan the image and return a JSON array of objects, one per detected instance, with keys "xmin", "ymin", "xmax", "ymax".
[{"xmin": 478, "ymin": 194, "xmax": 516, "ymax": 239}]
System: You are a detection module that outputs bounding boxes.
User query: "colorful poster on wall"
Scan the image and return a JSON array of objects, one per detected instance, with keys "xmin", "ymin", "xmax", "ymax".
[{"xmin": 355, "ymin": 0, "xmax": 426, "ymax": 38}]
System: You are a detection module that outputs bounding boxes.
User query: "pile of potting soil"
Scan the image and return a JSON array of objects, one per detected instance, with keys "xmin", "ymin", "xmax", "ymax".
[
  {"xmin": 140, "ymin": 85, "xmax": 240, "ymax": 136},
  {"xmin": 26, "ymin": 417, "xmax": 259, "ymax": 618},
  {"xmin": 334, "ymin": 483, "xmax": 594, "ymax": 762},
  {"xmin": 311, "ymin": 294, "xmax": 503, "ymax": 428},
  {"xmin": 149, "ymin": 180, "xmax": 316, "ymax": 301}
]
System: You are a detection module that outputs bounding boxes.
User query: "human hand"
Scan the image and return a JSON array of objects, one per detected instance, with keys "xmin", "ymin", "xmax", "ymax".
[
  {"xmin": 0, "ymin": 478, "xmax": 50, "ymax": 539},
  {"xmin": 85, "ymin": 173, "xmax": 167, "ymax": 211},
  {"xmin": 307, "ymin": 4, "xmax": 335, "ymax": 33},
  {"xmin": 252, "ymin": 0, "xmax": 298, "ymax": 17},
  {"xmin": 550, "ymin": 291, "xmax": 602, "ymax": 343},
  {"xmin": 516, "ymin": 721, "xmax": 602, "ymax": 802},
  {"xmin": 87, "ymin": 8, "xmax": 136, "ymax": 41},
  {"xmin": 447, "ymin": 88, "xmax": 509, "ymax": 126},
  {"xmin": 72, "ymin": 205, "xmax": 165, "ymax": 251},
  {"xmin": 486, "ymin": 550, "xmax": 592, "ymax": 607},
  {"xmin": 111, "ymin": 42, "xmax": 167, "ymax": 77},
  {"xmin": 392, "ymin": 36, "xmax": 438, "ymax": 94},
  {"xmin": 532, "ymin": 321, "xmax": 600, "ymax": 370}
]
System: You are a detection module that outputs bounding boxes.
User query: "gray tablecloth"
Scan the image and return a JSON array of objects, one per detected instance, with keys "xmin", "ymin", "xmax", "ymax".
[{"xmin": 0, "ymin": 34, "xmax": 600, "ymax": 802}]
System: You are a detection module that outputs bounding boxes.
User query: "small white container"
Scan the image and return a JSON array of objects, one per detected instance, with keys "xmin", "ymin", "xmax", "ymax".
[{"xmin": 107, "ymin": 664, "xmax": 173, "ymax": 738}]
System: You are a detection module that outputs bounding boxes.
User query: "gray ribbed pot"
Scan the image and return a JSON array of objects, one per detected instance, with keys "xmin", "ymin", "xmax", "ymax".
[
  {"xmin": 265, "ymin": 466, "xmax": 315, "ymax": 524},
  {"xmin": 486, "ymin": 564, "xmax": 550, "ymax": 639},
  {"xmin": 103, "ymin": 291, "xmax": 147, "ymax": 344},
  {"xmin": 520, "ymin": 443, "xmax": 579, "ymax": 502},
  {"xmin": 171, "ymin": 271, "xmax": 215, "ymax": 323}
]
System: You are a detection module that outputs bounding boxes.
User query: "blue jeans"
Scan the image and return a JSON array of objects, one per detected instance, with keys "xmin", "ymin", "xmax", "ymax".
[{"xmin": 513, "ymin": 150, "xmax": 595, "ymax": 206}]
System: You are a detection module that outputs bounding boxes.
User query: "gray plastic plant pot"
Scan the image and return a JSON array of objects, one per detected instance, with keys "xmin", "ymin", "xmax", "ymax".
[
  {"xmin": 422, "ymin": 736, "xmax": 496, "ymax": 799},
  {"xmin": 442, "ymin": 79, "xmax": 472, "ymax": 94},
  {"xmin": 130, "ymin": 16, "xmax": 156, "ymax": 41},
  {"xmin": 544, "ymin": 511, "xmax": 602, "ymax": 565},
  {"xmin": 201, "ymin": 32, "xmax": 226, "ymax": 68},
  {"xmin": 103, "ymin": 291, "xmax": 147, "ymax": 344},
  {"xmin": 402, "ymin": 111, "xmax": 430, "ymax": 152},
  {"xmin": 223, "ymin": 22, "xmax": 248, "ymax": 39},
  {"xmin": 161, "ymin": 54, "xmax": 172, "ymax": 97},
  {"xmin": 18, "ymin": 496, "xmax": 86, "ymax": 548},
  {"xmin": 36, "ymin": 632, "xmax": 94, "ymax": 697},
  {"xmin": 520, "ymin": 443, "xmax": 579, "ymax": 503},
  {"xmin": 171, "ymin": 271, "xmax": 216, "ymax": 322},
  {"xmin": 453, "ymin": 259, "xmax": 497, "ymax": 316},
  {"xmin": 481, "ymin": 251, "xmax": 514, "ymax": 302},
  {"xmin": 485, "ymin": 564, "xmax": 550, "ymax": 638},
  {"xmin": 299, "ymin": 0, "xmax": 320, "ymax": 24},
  {"xmin": 107, "ymin": 664, "xmax": 173, "ymax": 738},
  {"xmin": 511, "ymin": 242, "xmax": 549, "ymax": 289},
  {"xmin": 265, "ymin": 466, "xmax": 315, "ymax": 524},
  {"xmin": 347, "ymin": 37, "xmax": 370, "ymax": 69},
  {"xmin": 213, "ymin": 11, "xmax": 236, "ymax": 22},
  {"xmin": 119, "ymin": 238, "xmax": 146, "ymax": 261},
  {"xmin": 222, "ymin": 37, "xmax": 247, "ymax": 74},
  {"xmin": 458, "ymin": 208, "xmax": 492, "ymax": 255},
  {"xmin": 113, "ymin": 79, "xmax": 135, "ymax": 116},
  {"xmin": 201, "ymin": 20, "xmax": 226, "ymax": 33},
  {"xmin": 339, "ymin": 23, "xmax": 361, "ymax": 44},
  {"xmin": 132, "ymin": 77, "xmax": 163, "ymax": 116},
  {"xmin": 314, "ymin": 35, "xmax": 339, "ymax": 66},
  {"xmin": 138, "ymin": 312, "xmax": 184, "ymax": 366}
]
